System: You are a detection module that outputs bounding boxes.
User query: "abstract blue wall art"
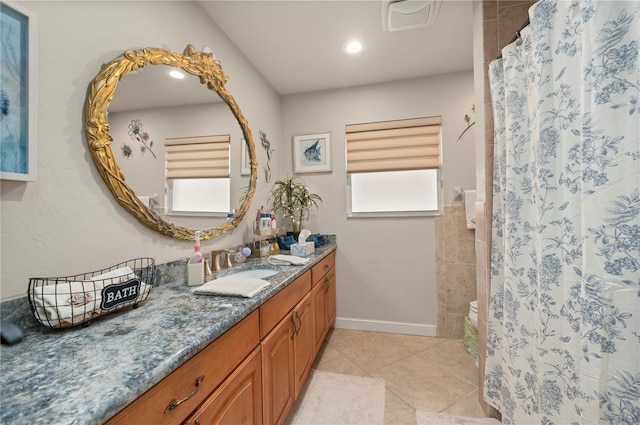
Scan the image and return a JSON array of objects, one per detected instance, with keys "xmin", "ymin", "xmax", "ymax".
[{"xmin": 1, "ymin": 1, "xmax": 36, "ymax": 181}]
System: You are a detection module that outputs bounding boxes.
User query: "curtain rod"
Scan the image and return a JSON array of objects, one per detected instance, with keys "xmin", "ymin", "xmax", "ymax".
[{"xmin": 497, "ymin": 18, "xmax": 531, "ymax": 59}]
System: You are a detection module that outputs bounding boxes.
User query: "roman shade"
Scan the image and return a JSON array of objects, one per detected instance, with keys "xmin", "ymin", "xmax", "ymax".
[
  {"xmin": 165, "ymin": 135, "xmax": 230, "ymax": 179},
  {"xmin": 346, "ymin": 116, "xmax": 442, "ymax": 173}
]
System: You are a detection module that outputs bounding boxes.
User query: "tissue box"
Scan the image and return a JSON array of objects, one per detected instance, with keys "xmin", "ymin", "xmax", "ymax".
[{"xmin": 290, "ymin": 242, "xmax": 314, "ymax": 257}]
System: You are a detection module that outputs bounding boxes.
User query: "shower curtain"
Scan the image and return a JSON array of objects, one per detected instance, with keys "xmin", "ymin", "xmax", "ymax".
[{"xmin": 486, "ymin": 1, "xmax": 639, "ymax": 424}]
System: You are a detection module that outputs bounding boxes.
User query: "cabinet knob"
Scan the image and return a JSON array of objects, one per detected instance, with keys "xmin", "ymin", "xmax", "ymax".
[{"xmin": 164, "ymin": 375, "xmax": 205, "ymax": 413}]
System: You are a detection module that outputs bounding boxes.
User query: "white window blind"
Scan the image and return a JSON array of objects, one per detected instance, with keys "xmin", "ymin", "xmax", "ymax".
[
  {"xmin": 165, "ymin": 135, "xmax": 230, "ymax": 179},
  {"xmin": 346, "ymin": 116, "xmax": 442, "ymax": 173}
]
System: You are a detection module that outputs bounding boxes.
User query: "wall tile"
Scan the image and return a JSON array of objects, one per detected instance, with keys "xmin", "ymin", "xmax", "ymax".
[
  {"xmin": 497, "ymin": 2, "xmax": 532, "ymax": 48},
  {"xmin": 435, "ymin": 216, "xmax": 444, "ymax": 242},
  {"xmin": 445, "ymin": 264, "xmax": 477, "ymax": 291},
  {"xmin": 446, "ymin": 313, "xmax": 466, "ymax": 339},
  {"xmin": 483, "ymin": 19, "xmax": 499, "ymax": 59},
  {"xmin": 483, "ymin": 0, "xmax": 498, "ymax": 21},
  {"xmin": 446, "ymin": 289, "xmax": 477, "ymax": 314},
  {"xmin": 436, "ymin": 241, "xmax": 445, "ymax": 265}
]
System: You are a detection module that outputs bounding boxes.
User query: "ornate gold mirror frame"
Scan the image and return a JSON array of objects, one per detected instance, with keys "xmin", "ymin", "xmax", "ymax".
[{"xmin": 85, "ymin": 45, "xmax": 257, "ymax": 240}]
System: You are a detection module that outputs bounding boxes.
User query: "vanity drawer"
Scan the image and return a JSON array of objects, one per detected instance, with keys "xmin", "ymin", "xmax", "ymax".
[
  {"xmin": 105, "ymin": 310, "xmax": 260, "ymax": 425},
  {"xmin": 311, "ymin": 251, "xmax": 335, "ymax": 287},
  {"xmin": 260, "ymin": 271, "xmax": 311, "ymax": 339}
]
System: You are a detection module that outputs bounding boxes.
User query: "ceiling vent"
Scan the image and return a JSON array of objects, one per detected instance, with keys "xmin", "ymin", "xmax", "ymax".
[{"xmin": 381, "ymin": 0, "xmax": 441, "ymax": 32}]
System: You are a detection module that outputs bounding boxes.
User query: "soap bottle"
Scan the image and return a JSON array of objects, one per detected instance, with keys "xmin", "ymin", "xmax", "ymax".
[{"xmin": 193, "ymin": 230, "xmax": 203, "ymax": 263}]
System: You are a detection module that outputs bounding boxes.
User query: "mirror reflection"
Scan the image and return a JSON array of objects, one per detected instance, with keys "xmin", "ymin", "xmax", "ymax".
[
  {"xmin": 108, "ymin": 65, "xmax": 242, "ymax": 230},
  {"xmin": 85, "ymin": 45, "xmax": 257, "ymax": 240}
]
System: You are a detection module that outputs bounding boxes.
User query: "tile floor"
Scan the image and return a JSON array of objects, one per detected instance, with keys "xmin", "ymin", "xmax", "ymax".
[{"xmin": 306, "ymin": 328, "xmax": 489, "ymax": 425}]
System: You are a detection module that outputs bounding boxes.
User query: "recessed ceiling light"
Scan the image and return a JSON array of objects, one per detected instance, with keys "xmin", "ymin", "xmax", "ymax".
[
  {"xmin": 169, "ymin": 70, "xmax": 185, "ymax": 79},
  {"xmin": 343, "ymin": 39, "xmax": 365, "ymax": 55}
]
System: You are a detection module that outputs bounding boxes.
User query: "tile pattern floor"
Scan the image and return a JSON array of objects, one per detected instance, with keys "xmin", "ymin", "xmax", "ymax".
[{"xmin": 305, "ymin": 328, "xmax": 489, "ymax": 425}]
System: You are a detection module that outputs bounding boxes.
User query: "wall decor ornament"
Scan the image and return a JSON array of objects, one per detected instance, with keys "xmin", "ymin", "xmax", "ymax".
[
  {"xmin": 259, "ymin": 130, "xmax": 273, "ymax": 183},
  {"xmin": 127, "ymin": 119, "xmax": 156, "ymax": 158},
  {"xmin": 293, "ymin": 132, "xmax": 331, "ymax": 174},
  {"xmin": 0, "ymin": 1, "xmax": 37, "ymax": 181},
  {"xmin": 456, "ymin": 103, "xmax": 475, "ymax": 142}
]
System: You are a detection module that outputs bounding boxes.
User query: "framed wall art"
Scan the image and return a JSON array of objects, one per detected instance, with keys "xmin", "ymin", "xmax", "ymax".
[
  {"xmin": 293, "ymin": 132, "xmax": 331, "ymax": 174},
  {"xmin": 0, "ymin": 1, "xmax": 37, "ymax": 181}
]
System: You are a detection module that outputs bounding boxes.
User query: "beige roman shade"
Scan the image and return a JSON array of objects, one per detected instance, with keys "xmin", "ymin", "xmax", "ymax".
[
  {"xmin": 346, "ymin": 116, "xmax": 442, "ymax": 173},
  {"xmin": 165, "ymin": 135, "xmax": 230, "ymax": 179}
]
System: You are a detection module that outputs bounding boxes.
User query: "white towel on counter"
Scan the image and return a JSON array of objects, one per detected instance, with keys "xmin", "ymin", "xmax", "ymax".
[
  {"xmin": 268, "ymin": 254, "xmax": 311, "ymax": 266},
  {"xmin": 193, "ymin": 276, "xmax": 271, "ymax": 298}
]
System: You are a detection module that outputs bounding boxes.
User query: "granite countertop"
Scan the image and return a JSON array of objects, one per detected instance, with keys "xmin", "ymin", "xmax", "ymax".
[{"xmin": 0, "ymin": 241, "xmax": 336, "ymax": 425}]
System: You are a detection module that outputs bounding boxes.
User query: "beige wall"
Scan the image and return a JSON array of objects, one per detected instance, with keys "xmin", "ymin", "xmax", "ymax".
[
  {"xmin": 282, "ymin": 72, "xmax": 475, "ymax": 333},
  {"xmin": 0, "ymin": 1, "xmax": 281, "ymax": 300}
]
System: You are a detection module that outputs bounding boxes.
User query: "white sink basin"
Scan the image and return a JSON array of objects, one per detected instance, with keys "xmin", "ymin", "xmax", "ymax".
[{"xmin": 225, "ymin": 268, "xmax": 279, "ymax": 279}]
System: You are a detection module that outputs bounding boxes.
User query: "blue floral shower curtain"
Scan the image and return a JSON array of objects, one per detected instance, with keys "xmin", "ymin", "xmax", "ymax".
[{"xmin": 486, "ymin": 1, "xmax": 639, "ymax": 424}]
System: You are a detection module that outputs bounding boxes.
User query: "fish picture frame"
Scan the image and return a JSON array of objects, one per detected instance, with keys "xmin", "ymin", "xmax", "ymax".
[{"xmin": 293, "ymin": 133, "xmax": 331, "ymax": 174}]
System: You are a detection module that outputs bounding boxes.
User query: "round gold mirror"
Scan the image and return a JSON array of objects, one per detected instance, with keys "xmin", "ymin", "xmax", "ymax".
[{"xmin": 85, "ymin": 45, "xmax": 257, "ymax": 240}]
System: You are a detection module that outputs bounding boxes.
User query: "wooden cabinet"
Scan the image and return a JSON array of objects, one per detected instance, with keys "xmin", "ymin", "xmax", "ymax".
[
  {"xmin": 183, "ymin": 347, "xmax": 262, "ymax": 425},
  {"xmin": 106, "ymin": 249, "xmax": 336, "ymax": 425},
  {"xmin": 261, "ymin": 273, "xmax": 314, "ymax": 425},
  {"xmin": 311, "ymin": 252, "xmax": 336, "ymax": 355},
  {"xmin": 105, "ymin": 310, "xmax": 260, "ymax": 425},
  {"xmin": 261, "ymin": 311, "xmax": 295, "ymax": 425},
  {"xmin": 261, "ymin": 253, "xmax": 336, "ymax": 424},
  {"xmin": 292, "ymin": 292, "xmax": 313, "ymax": 398},
  {"xmin": 311, "ymin": 279, "xmax": 327, "ymax": 354}
]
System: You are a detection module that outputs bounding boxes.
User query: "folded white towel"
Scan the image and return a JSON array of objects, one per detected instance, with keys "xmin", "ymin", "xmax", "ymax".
[
  {"xmin": 193, "ymin": 276, "xmax": 271, "ymax": 298},
  {"xmin": 268, "ymin": 254, "xmax": 311, "ymax": 266},
  {"xmin": 91, "ymin": 266, "xmax": 136, "ymax": 285},
  {"xmin": 32, "ymin": 281, "xmax": 103, "ymax": 324}
]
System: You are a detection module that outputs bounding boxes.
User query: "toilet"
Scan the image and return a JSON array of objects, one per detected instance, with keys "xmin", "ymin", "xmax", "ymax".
[{"xmin": 468, "ymin": 300, "xmax": 478, "ymax": 329}]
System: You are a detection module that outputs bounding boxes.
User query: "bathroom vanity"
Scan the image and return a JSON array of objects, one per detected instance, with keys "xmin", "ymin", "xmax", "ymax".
[{"xmin": 0, "ymin": 242, "xmax": 336, "ymax": 425}]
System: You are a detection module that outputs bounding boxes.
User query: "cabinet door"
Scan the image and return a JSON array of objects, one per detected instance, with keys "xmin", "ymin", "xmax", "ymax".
[
  {"xmin": 184, "ymin": 347, "xmax": 262, "ymax": 425},
  {"xmin": 311, "ymin": 280, "xmax": 327, "ymax": 355},
  {"xmin": 105, "ymin": 311, "xmax": 260, "ymax": 425},
  {"xmin": 324, "ymin": 267, "xmax": 336, "ymax": 330},
  {"xmin": 293, "ymin": 292, "xmax": 313, "ymax": 398},
  {"xmin": 261, "ymin": 314, "xmax": 295, "ymax": 425}
]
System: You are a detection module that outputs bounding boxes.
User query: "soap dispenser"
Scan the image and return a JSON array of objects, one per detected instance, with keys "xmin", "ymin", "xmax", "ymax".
[{"xmin": 188, "ymin": 231, "xmax": 205, "ymax": 286}]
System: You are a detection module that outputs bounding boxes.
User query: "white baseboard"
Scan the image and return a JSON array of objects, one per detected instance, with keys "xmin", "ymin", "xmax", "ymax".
[{"xmin": 334, "ymin": 317, "xmax": 437, "ymax": 337}]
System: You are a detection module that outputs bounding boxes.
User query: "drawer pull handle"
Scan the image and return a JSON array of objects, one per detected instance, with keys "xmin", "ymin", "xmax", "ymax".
[
  {"xmin": 164, "ymin": 375, "xmax": 205, "ymax": 413},
  {"xmin": 294, "ymin": 311, "xmax": 302, "ymax": 336},
  {"xmin": 324, "ymin": 277, "xmax": 330, "ymax": 293},
  {"xmin": 290, "ymin": 314, "xmax": 297, "ymax": 338}
]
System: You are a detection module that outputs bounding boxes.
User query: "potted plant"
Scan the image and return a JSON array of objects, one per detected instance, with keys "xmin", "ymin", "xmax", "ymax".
[{"xmin": 269, "ymin": 177, "xmax": 322, "ymax": 237}]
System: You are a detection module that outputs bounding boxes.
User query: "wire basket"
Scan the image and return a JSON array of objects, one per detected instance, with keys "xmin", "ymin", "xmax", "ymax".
[{"xmin": 27, "ymin": 258, "xmax": 155, "ymax": 329}]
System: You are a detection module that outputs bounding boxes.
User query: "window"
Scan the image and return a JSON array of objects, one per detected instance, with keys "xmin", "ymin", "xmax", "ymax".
[
  {"xmin": 165, "ymin": 135, "xmax": 230, "ymax": 216},
  {"xmin": 346, "ymin": 116, "xmax": 442, "ymax": 217}
]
